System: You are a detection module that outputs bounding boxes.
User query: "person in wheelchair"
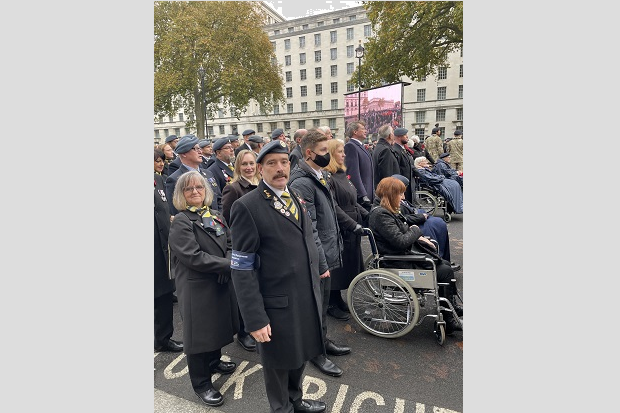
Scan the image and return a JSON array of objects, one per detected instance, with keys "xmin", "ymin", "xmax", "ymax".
[
  {"xmin": 413, "ymin": 156, "xmax": 463, "ymax": 214},
  {"xmin": 433, "ymin": 153, "xmax": 463, "ymax": 189},
  {"xmin": 368, "ymin": 177, "xmax": 463, "ymax": 334}
]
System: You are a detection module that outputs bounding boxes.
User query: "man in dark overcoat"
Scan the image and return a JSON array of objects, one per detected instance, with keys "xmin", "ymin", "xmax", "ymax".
[
  {"xmin": 230, "ymin": 139, "xmax": 328, "ymax": 413},
  {"xmin": 207, "ymin": 137, "xmax": 236, "ymax": 192},
  {"xmin": 393, "ymin": 128, "xmax": 416, "ymax": 204},
  {"xmin": 372, "ymin": 124, "xmax": 401, "ymax": 189},
  {"xmin": 154, "ymin": 172, "xmax": 182, "ymax": 352},
  {"xmin": 343, "ymin": 121, "xmax": 374, "ymax": 211}
]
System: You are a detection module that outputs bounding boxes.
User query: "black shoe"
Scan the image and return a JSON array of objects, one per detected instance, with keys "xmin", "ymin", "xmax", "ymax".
[
  {"xmin": 327, "ymin": 305, "xmax": 350, "ymax": 321},
  {"xmin": 292, "ymin": 398, "xmax": 327, "ymax": 412},
  {"xmin": 337, "ymin": 300, "xmax": 350, "ymax": 313},
  {"xmin": 451, "ymin": 298, "xmax": 463, "ymax": 317},
  {"xmin": 195, "ymin": 387, "xmax": 223, "ymax": 407},
  {"xmin": 325, "ymin": 339, "xmax": 351, "ymax": 356},
  {"xmin": 154, "ymin": 339, "xmax": 183, "ymax": 352},
  {"xmin": 450, "ymin": 262, "xmax": 461, "ymax": 272},
  {"xmin": 212, "ymin": 360, "xmax": 237, "ymax": 374},
  {"xmin": 172, "ymin": 294, "xmax": 178, "ymax": 303},
  {"xmin": 237, "ymin": 334, "xmax": 257, "ymax": 351},
  {"xmin": 310, "ymin": 355, "xmax": 343, "ymax": 377},
  {"xmin": 444, "ymin": 313, "xmax": 463, "ymax": 336}
]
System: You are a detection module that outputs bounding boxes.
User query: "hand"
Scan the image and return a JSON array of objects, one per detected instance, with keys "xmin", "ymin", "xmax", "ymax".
[
  {"xmin": 217, "ymin": 273, "xmax": 230, "ymax": 284},
  {"xmin": 320, "ymin": 270, "xmax": 330, "ymax": 279},
  {"xmin": 251, "ymin": 324, "xmax": 272, "ymax": 343},
  {"xmin": 353, "ymin": 224, "xmax": 364, "ymax": 235},
  {"xmin": 418, "ymin": 237, "xmax": 436, "ymax": 250},
  {"xmin": 361, "ymin": 196, "xmax": 371, "ymax": 206}
]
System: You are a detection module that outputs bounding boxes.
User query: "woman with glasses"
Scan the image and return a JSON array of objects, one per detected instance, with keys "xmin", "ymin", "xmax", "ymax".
[{"xmin": 168, "ymin": 170, "xmax": 240, "ymax": 408}]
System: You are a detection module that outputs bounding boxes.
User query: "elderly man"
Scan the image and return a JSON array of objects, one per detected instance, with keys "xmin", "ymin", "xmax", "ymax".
[
  {"xmin": 271, "ymin": 128, "xmax": 287, "ymax": 143},
  {"xmin": 372, "ymin": 124, "xmax": 401, "ymax": 189},
  {"xmin": 288, "ymin": 128, "xmax": 307, "ymax": 170},
  {"xmin": 198, "ymin": 139, "xmax": 214, "ymax": 169},
  {"xmin": 343, "ymin": 121, "xmax": 374, "ymax": 212},
  {"xmin": 230, "ymin": 139, "xmax": 328, "ymax": 413},
  {"xmin": 207, "ymin": 137, "xmax": 237, "ymax": 192},
  {"xmin": 317, "ymin": 125, "xmax": 333, "ymax": 139},
  {"xmin": 165, "ymin": 135, "xmax": 180, "ymax": 159},
  {"xmin": 235, "ymin": 129, "xmax": 256, "ymax": 156}
]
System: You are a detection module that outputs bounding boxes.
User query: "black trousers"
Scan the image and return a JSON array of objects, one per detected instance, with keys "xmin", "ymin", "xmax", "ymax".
[
  {"xmin": 154, "ymin": 292, "xmax": 174, "ymax": 346},
  {"xmin": 238, "ymin": 308, "xmax": 250, "ymax": 338},
  {"xmin": 262, "ymin": 362, "xmax": 305, "ymax": 413},
  {"xmin": 319, "ymin": 275, "xmax": 331, "ymax": 343},
  {"xmin": 186, "ymin": 349, "xmax": 222, "ymax": 392}
]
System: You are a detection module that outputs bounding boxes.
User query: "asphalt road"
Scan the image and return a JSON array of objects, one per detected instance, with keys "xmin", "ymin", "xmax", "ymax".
[{"xmin": 155, "ymin": 211, "xmax": 463, "ymax": 413}]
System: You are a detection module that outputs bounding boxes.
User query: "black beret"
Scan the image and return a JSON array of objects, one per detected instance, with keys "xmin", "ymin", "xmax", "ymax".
[
  {"xmin": 198, "ymin": 139, "xmax": 212, "ymax": 148},
  {"xmin": 454, "ymin": 130, "xmax": 462, "ymax": 136},
  {"xmin": 165, "ymin": 135, "xmax": 178, "ymax": 143},
  {"xmin": 394, "ymin": 128, "xmax": 408, "ymax": 136},
  {"xmin": 439, "ymin": 152, "xmax": 451, "ymax": 159},
  {"xmin": 432, "ymin": 127, "xmax": 440, "ymax": 134},
  {"xmin": 391, "ymin": 174, "xmax": 410, "ymax": 186},
  {"xmin": 174, "ymin": 135, "xmax": 199, "ymax": 154},
  {"xmin": 212, "ymin": 137, "xmax": 233, "ymax": 151},
  {"xmin": 248, "ymin": 135, "xmax": 264, "ymax": 143},
  {"xmin": 242, "ymin": 129, "xmax": 255, "ymax": 136},
  {"xmin": 256, "ymin": 139, "xmax": 289, "ymax": 163},
  {"xmin": 271, "ymin": 128, "xmax": 284, "ymax": 139}
]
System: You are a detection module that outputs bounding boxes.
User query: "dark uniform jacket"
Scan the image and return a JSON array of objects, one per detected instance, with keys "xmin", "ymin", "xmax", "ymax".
[
  {"xmin": 221, "ymin": 177, "xmax": 257, "ymax": 224},
  {"xmin": 289, "ymin": 160, "xmax": 343, "ymax": 274},
  {"xmin": 168, "ymin": 209, "xmax": 240, "ymax": 354},
  {"xmin": 154, "ymin": 173, "xmax": 175, "ymax": 298},
  {"xmin": 288, "ymin": 144, "xmax": 303, "ymax": 171},
  {"xmin": 234, "ymin": 142, "xmax": 252, "ymax": 157},
  {"xmin": 229, "ymin": 180, "xmax": 324, "ymax": 370},
  {"xmin": 372, "ymin": 138, "xmax": 400, "ymax": 188},
  {"xmin": 344, "ymin": 139, "xmax": 374, "ymax": 202},
  {"xmin": 168, "ymin": 157, "xmax": 181, "ymax": 175},
  {"xmin": 207, "ymin": 158, "xmax": 235, "ymax": 193},
  {"xmin": 165, "ymin": 164, "xmax": 222, "ymax": 215},
  {"xmin": 433, "ymin": 159, "xmax": 463, "ymax": 188},
  {"xmin": 394, "ymin": 143, "xmax": 416, "ymax": 204}
]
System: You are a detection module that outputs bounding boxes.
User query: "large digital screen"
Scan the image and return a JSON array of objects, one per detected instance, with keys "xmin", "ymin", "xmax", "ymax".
[{"xmin": 344, "ymin": 82, "xmax": 404, "ymax": 137}]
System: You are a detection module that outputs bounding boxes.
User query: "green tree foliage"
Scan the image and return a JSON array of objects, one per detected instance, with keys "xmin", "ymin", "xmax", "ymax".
[
  {"xmin": 154, "ymin": 1, "xmax": 285, "ymax": 138},
  {"xmin": 357, "ymin": 1, "xmax": 463, "ymax": 88}
]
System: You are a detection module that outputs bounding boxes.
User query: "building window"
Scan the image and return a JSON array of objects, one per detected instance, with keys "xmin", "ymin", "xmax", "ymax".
[
  {"xmin": 315, "ymin": 101, "xmax": 322, "ymax": 111},
  {"xmin": 317, "ymin": 21, "xmax": 324, "ymax": 27},
  {"xmin": 415, "ymin": 111, "xmax": 426, "ymax": 123},
  {"xmin": 314, "ymin": 33, "xmax": 321, "ymax": 46},
  {"xmin": 414, "ymin": 128, "xmax": 425, "ymax": 138},
  {"xmin": 284, "ymin": 39, "xmax": 290, "ymax": 50},
  {"xmin": 331, "ymin": 82, "xmax": 338, "ymax": 93},
  {"xmin": 270, "ymin": 122, "xmax": 277, "ymax": 131},
  {"xmin": 285, "ymin": 55, "xmax": 291, "ymax": 66},
  {"xmin": 329, "ymin": 118, "xmax": 336, "ymax": 129},
  {"xmin": 459, "ymin": 64, "xmax": 463, "ymax": 77},
  {"xmin": 299, "ymin": 36, "xmax": 305, "ymax": 48},
  {"xmin": 456, "ymin": 108, "xmax": 463, "ymax": 121},
  {"xmin": 364, "ymin": 24, "xmax": 372, "ymax": 36},
  {"xmin": 271, "ymin": 41, "xmax": 276, "ymax": 50},
  {"xmin": 347, "ymin": 45, "xmax": 354, "ymax": 58},
  {"xmin": 347, "ymin": 28, "xmax": 354, "ymax": 40},
  {"xmin": 288, "ymin": 27, "xmax": 294, "ymax": 33},
  {"xmin": 285, "ymin": 71, "xmax": 292, "ymax": 82},
  {"xmin": 299, "ymin": 120, "xmax": 306, "ymax": 129},
  {"xmin": 174, "ymin": 128, "xmax": 181, "ymax": 136},
  {"xmin": 417, "ymin": 89, "xmax": 426, "ymax": 102},
  {"xmin": 331, "ymin": 99, "xmax": 338, "ymax": 109},
  {"xmin": 154, "ymin": 130, "xmax": 161, "ymax": 140},
  {"xmin": 313, "ymin": 119, "xmax": 320, "ymax": 127},
  {"xmin": 301, "ymin": 102, "xmax": 308, "ymax": 112},
  {"xmin": 301, "ymin": 86, "xmax": 307, "ymax": 97},
  {"xmin": 330, "ymin": 48, "xmax": 337, "ymax": 60},
  {"xmin": 207, "ymin": 126, "xmax": 213, "ymax": 136},
  {"xmin": 347, "ymin": 62, "xmax": 354, "ymax": 74},
  {"xmin": 458, "ymin": 85, "xmax": 463, "ymax": 98},
  {"xmin": 287, "ymin": 104, "xmax": 293, "ymax": 113},
  {"xmin": 436, "ymin": 109, "xmax": 446, "ymax": 122},
  {"xmin": 270, "ymin": 57, "xmax": 277, "ymax": 65},
  {"xmin": 438, "ymin": 67, "xmax": 447, "ymax": 80},
  {"xmin": 315, "ymin": 50, "xmax": 321, "ymax": 62},
  {"xmin": 257, "ymin": 124, "xmax": 263, "ymax": 132},
  {"xmin": 169, "ymin": 116, "xmax": 174, "ymax": 122},
  {"xmin": 315, "ymin": 84, "xmax": 322, "ymax": 95},
  {"xmin": 218, "ymin": 109, "xmax": 224, "ymax": 118},
  {"xmin": 284, "ymin": 121, "xmax": 291, "ymax": 130},
  {"xmin": 274, "ymin": 30, "xmax": 280, "ymax": 35},
  {"xmin": 300, "ymin": 69, "xmax": 306, "ymax": 80},
  {"xmin": 330, "ymin": 65, "xmax": 337, "ymax": 76},
  {"xmin": 273, "ymin": 106, "xmax": 280, "ymax": 114},
  {"xmin": 330, "ymin": 31, "xmax": 337, "ymax": 43},
  {"xmin": 219, "ymin": 125, "xmax": 225, "ymax": 134},
  {"xmin": 286, "ymin": 87, "xmax": 293, "ymax": 98},
  {"xmin": 346, "ymin": 81, "xmax": 355, "ymax": 92},
  {"xmin": 349, "ymin": 15, "xmax": 356, "ymax": 21},
  {"xmin": 302, "ymin": 24, "xmax": 308, "ymax": 30},
  {"xmin": 333, "ymin": 18, "xmax": 340, "ymax": 24},
  {"xmin": 437, "ymin": 86, "xmax": 446, "ymax": 100},
  {"xmin": 178, "ymin": 113, "xmax": 184, "ymax": 121},
  {"xmin": 315, "ymin": 67, "xmax": 322, "ymax": 78},
  {"xmin": 299, "ymin": 53, "xmax": 306, "ymax": 64}
]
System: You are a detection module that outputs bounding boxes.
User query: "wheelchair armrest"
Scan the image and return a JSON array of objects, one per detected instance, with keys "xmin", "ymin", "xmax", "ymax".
[{"xmin": 381, "ymin": 254, "xmax": 428, "ymax": 262}]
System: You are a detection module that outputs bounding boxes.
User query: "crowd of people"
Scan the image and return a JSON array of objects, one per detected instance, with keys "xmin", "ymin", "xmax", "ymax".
[{"xmin": 153, "ymin": 122, "xmax": 463, "ymax": 412}]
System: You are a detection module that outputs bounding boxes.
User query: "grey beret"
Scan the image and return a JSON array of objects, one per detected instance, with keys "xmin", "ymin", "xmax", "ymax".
[
  {"xmin": 432, "ymin": 127, "xmax": 440, "ymax": 134},
  {"xmin": 242, "ymin": 129, "xmax": 255, "ymax": 136},
  {"xmin": 439, "ymin": 152, "xmax": 451, "ymax": 159},
  {"xmin": 248, "ymin": 135, "xmax": 264, "ymax": 143},
  {"xmin": 174, "ymin": 135, "xmax": 199, "ymax": 154},
  {"xmin": 394, "ymin": 128, "xmax": 408, "ymax": 136},
  {"xmin": 198, "ymin": 139, "xmax": 212, "ymax": 148},
  {"xmin": 165, "ymin": 135, "xmax": 178, "ymax": 143},
  {"xmin": 391, "ymin": 174, "xmax": 410, "ymax": 186},
  {"xmin": 212, "ymin": 137, "xmax": 233, "ymax": 151},
  {"xmin": 271, "ymin": 128, "xmax": 284, "ymax": 139},
  {"xmin": 256, "ymin": 139, "xmax": 289, "ymax": 163},
  {"xmin": 454, "ymin": 130, "xmax": 462, "ymax": 136}
]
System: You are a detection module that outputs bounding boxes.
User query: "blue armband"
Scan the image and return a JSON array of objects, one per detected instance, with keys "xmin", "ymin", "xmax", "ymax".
[{"xmin": 231, "ymin": 250, "xmax": 256, "ymax": 271}]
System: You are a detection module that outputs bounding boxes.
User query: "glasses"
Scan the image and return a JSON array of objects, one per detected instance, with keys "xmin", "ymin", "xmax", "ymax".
[
  {"xmin": 183, "ymin": 185, "xmax": 205, "ymax": 193},
  {"xmin": 190, "ymin": 147, "xmax": 201, "ymax": 152}
]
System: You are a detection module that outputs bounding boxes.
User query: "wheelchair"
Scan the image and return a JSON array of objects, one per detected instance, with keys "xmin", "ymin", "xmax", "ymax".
[
  {"xmin": 347, "ymin": 229, "xmax": 463, "ymax": 345},
  {"xmin": 412, "ymin": 171, "xmax": 453, "ymax": 223}
]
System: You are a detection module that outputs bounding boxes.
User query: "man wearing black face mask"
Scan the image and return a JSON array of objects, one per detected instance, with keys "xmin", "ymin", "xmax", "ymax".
[{"xmin": 289, "ymin": 128, "xmax": 352, "ymax": 379}]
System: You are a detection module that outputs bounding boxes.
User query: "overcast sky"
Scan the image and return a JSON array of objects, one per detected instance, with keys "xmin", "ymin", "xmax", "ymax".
[{"xmin": 264, "ymin": 0, "xmax": 362, "ymax": 20}]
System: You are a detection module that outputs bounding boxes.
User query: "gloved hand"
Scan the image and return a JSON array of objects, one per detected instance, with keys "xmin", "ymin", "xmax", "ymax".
[
  {"xmin": 217, "ymin": 273, "xmax": 230, "ymax": 284},
  {"xmin": 353, "ymin": 224, "xmax": 364, "ymax": 235},
  {"xmin": 361, "ymin": 196, "xmax": 371, "ymax": 206}
]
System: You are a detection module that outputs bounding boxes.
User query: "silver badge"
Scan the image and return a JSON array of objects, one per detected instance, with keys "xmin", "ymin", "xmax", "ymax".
[
  {"xmin": 280, "ymin": 209, "xmax": 286, "ymax": 213},
  {"xmin": 285, "ymin": 211, "xmax": 290, "ymax": 216},
  {"xmin": 274, "ymin": 202, "xmax": 283, "ymax": 209}
]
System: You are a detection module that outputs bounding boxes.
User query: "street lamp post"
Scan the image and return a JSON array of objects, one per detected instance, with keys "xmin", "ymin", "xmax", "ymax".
[
  {"xmin": 355, "ymin": 40, "xmax": 365, "ymax": 121},
  {"xmin": 197, "ymin": 66, "xmax": 207, "ymax": 139}
]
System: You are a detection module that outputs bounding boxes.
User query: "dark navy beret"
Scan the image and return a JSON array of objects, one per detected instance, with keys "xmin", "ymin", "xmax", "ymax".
[
  {"xmin": 256, "ymin": 139, "xmax": 289, "ymax": 163},
  {"xmin": 432, "ymin": 127, "xmax": 440, "ymax": 134},
  {"xmin": 271, "ymin": 128, "xmax": 284, "ymax": 139},
  {"xmin": 174, "ymin": 135, "xmax": 199, "ymax": 154},
  {"xmin": 165, "ymin": 135, "xmax": 178, "ymax": 143},
  {"xmin": 394, "ymin": 128, "xmax": 408, "ymax": 136},
  {"xmin": 248, "ymin": 135, "xmax": 264, "ymax": 143},
  {"xmin": 454, "ymin": 130, "xmax": 462, "ymax": 136},
  {"xmin": 213, "ymin": 137, "xmax": 233, "ymax": 151},
  {"xmin": 391, "ymin": 174, "xmax": 410, "ymax": 186},
  {"xmin": 439, "ymin": 152, "xmax": 451, "ymax": 159},
  {"xmin": 198, "ymin": 139, "xmax": 212, "ymax": 148},
  {"xmin": 242, "ymin": 129, "xmax": 255, "ymax": 136}
]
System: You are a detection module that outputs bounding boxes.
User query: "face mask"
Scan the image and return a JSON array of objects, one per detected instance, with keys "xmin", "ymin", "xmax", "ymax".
[{"xmin": 311, "ymin": 151, "xmax": 330, "ymax": 168}]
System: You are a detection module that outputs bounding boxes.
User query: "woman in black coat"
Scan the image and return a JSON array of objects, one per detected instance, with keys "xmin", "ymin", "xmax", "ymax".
[
  {"xmin": 168, "ymin": 171, "xmax": 240, "ymax": 408},
  {"xmin": 324, "ymin": 139, "xmax": 368, "ymax": 320},
  {"xmin": 220, "ymin": 150, "xmax": 261, "ymax": 224},
  {"xmin": 368, "ymin": 177, "xmax": 462, "ymax": 335}
]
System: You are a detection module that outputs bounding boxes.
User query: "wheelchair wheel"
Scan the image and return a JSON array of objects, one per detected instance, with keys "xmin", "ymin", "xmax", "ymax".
[
  {"xmin": 363, "ymin": 254, "xmax": 376, "ymax": 270},
  {"xmin": 416, "ymin": 191, "xmax": 437, "ymax": 216},
  {"xmin": 433, "ymin": 321, "xmax": 446, "ymax": 346},
  {"xmin": 347, "ymin": 269, "xmax": 419, "ymax": 338},
  {"xmin": 443, "ymin": 212, "xmax": 452, "ymax": 223}
]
